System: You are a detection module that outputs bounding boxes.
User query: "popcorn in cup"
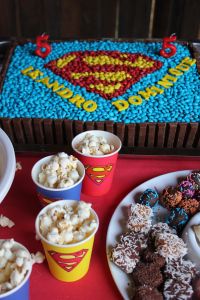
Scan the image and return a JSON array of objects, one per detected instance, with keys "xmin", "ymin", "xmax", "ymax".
[
  {"xmin": 0, "ymin": 239, "xmax": 32, "ymax": 300},
  {"xmin": 72, "ymin": 130, "xmax": 122, "ymax": 196},
  {"xmin": 31, "ymin": 153, "xmax": 85, "ymax": 206},
  {"xmin": 35, "ymin": 200, "xmax": 99, "ymax": 282}
]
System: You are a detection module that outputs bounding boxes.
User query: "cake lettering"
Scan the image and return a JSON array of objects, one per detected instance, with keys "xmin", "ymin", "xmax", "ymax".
[
  {"xmin": 21, "ymin": 66, "xmax": 98, "ymax": 112},
  {"xmin": 112, "ymin": 56, "xmax": 196, "ymax": 111}
]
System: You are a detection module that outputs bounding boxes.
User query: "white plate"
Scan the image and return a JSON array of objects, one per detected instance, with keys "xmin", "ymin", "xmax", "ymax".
[{"xmin": 106, "ymin": 170, "xmax": 191, "ymax": 300}]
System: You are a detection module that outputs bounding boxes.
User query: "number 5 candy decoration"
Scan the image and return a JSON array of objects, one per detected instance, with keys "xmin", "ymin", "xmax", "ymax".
[
  {"xmin": 159, "ymin": 34, "xmax": 177, "ymax": 58},
  {"xmin": 35, "ymin": 34, "xmax": 51, "ymax": 58}
]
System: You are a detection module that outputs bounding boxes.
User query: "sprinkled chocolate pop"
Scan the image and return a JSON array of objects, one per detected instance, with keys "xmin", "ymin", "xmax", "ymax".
[
  {"xmin": 187, "ymin": 170, "xmax": 200, "ymax": 190},
  {"xmin": 139, "ymin": 188, "xmax": 159, "ymax": 207},
  {"xmin": 178, "ymin": 180, "xmax": 195, "ymax": 199},
  {"xmin": 161, "ymin": 187, "xmax": 182, "ymax": 209},
  {"xmin": 166, "ymin": 207, "xmax": 189, "ymax": 232},
  {"xmin": 178, "ymin": 198, "xmax": 199, "ymax": 215}
]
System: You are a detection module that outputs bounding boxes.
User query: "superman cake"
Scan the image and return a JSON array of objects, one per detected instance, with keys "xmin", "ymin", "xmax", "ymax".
[
  {"xmin": 0, "ymin": 38, "xmax": 200, "ymax": 122},
  {"xmin": 0, "ymin": 38, "xmax": 200, "ymax": 152}
]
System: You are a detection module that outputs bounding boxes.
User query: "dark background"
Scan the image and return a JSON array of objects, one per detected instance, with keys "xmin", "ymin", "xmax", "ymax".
[{"xmin": 0, "ymin": 0, "xmax": 199, "ymax": 40}]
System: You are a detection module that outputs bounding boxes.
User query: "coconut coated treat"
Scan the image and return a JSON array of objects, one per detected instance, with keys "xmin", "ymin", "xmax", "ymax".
[
  {"xmin": 127, "ymin": 204, "xmax": 152, "ymax": 233},
  {"xmin": 163, "ymin": 279, "xmax": 193, "ymax": 300},
  {"xmin": 166, "ymin": 207, "xmax": 189, "ymax": 232},
  {"xmin": 120, "ymin": 231, "xmax": 148, "ymax": 251},
  {"xmin": 164, "ymin": 258, "xmax": 197, "ymax": 284},
  {"xmin": 38, "ymin": 152, "xmax": 80, "ymax": 188},
  {"xmin": 178, "ymin": 180, "xmax": 195, "ymax": 199},
  {"xmin": 0, "ymin": 239, "xmax": 32, "ymax": 295},
  {"xmin": 139, "ymin": 188, "xmax": 159, "ymax": 207},
  {"xmin": 155, "ymin": 232, "xmax": 187, "ymax": 262},
  {"xmin": 161, "ymin": 187, "xmax": 182, "ymax": 209},
  {"xmin": 76, "ymin": 133, "xmax": 115, "ymax": 155},
  {"xmin": 39, "ymin": 201, "xmax": 97, "ymax": 244},
  {"xmin": 111, "ymin": 242, "xmax": 140, "ymax": 274},
  {"xmin": 149, "ymin": 222, "xmax": 177, "ymax": 241}
]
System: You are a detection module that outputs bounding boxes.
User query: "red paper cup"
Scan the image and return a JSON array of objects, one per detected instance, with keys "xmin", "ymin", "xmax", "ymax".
[{"xmin": 72, "ymin": 130, "xmax": 121, "ymax": 196}]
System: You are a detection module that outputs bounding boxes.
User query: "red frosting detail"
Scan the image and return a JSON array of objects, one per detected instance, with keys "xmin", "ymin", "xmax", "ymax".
[{"xmin": 45, "ymin": 51, "xmax": 163, "ymax": 99}]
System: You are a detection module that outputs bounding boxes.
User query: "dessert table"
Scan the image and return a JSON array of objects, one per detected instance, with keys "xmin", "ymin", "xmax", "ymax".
[{"xmin": 1, "ymin": 153, "xmax": 200, "ymax": 300}]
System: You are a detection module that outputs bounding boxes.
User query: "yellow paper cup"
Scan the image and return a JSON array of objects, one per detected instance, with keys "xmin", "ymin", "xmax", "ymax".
[{"xmin": 35, "ymin": 200, "xmax": 99, "ymax": 282}]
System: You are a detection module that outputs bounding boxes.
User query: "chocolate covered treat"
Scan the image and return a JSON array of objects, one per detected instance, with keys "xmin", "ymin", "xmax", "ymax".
[
  {"xmin": 187, "ymin": 170, "xmax": 200, "ymax": 190},
  {"xmin": 142, "ymin": 249, "xmax": 165, "ymax": 268},
  {"xmin": 155, "ymin": 232, "xmax": 187, "ymax": 262},
  {"xmin": 163, "ymin": 279, "xmax": 193, "ymax": 300},
  {"xmin": 139, "ymin": 188, "xmax": 159, "ymax": 208},
  {"xmin": 161, "ymin": 187, "xmax": 182, "ymax": 209},
  {"xmin": 194, "ymin": 190, "xmax": 200, "ymax": 201},
  {"xmin": 111, "ymin": 242, "xmax": 140, "ymax": 274},
  {"xmin": 132, "ymin": 262, "xmax": 163, "ymax": 288},
  {"xmin": 178, "ymin": 180, "xmax": 195, "ymax": 199},
  {"xmin": 127, "ymin": 204, "xmax": 152, "ymax": 234},
  {"xmin": 166, "ymin": 207, "xmax": 189, "ymax": 232},
  {"xmin": 164, "ymin": 258, "xmax": 197, "ymax": 284},
  {"xmin": 178, "ymin": 198, "xmax": 199, "ymax": 215},
  {"xmin": 134, "ymin": 286, "xmax": 163, "ymax": 300},
  {"xmin": 192, "ymin": 276, "xmax": 200, "ymax": 299}
]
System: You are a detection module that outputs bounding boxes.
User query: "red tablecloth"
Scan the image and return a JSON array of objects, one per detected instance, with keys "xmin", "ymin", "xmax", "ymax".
[{"xmin": 1, "ymin": 154, "xmax": 200, "ymax": 300}]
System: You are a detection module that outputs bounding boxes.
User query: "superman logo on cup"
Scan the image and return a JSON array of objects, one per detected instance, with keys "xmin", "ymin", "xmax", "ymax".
[
  {"xmin": 85, "ymin": 164, "xmax": 113, "ymax": 184},
  {"xmin": 48, "ymin": 249, "xmax": 88, "ymax": 272}
]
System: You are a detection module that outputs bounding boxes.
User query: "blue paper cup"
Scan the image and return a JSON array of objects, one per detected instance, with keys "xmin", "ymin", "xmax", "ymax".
[
  {"xmin": 0, "ymin": 241, "xmax": 32, "ymax": 300},
  {"xmin": 31, "ymin": 155, "xmax": 85, "ymax": 206}
]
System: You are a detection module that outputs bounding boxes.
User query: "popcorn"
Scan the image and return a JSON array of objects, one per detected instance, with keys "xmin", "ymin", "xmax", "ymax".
[
  {"xmin": 0, "ymin": 215, "xmax": 15, "ymax": 228},
  {"xmin": 38, "ymin": 152, "xmax": 80, "ymax": 188},
  {"xmin": 76, "ymin": 133, "xmax": 115, "ymax": 156},
  {"xmin": 0, "ymin": 239, "xmax": 32, "ymax": 295},
  {"xmin": 39, "ymin": 201, "xmax": 98, "ymax": 244}
]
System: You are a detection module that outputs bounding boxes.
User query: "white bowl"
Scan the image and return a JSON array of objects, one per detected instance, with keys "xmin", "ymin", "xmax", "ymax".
[{"xmin": 0, "ymin": 128, "xmax": 16, "ymax": 204}]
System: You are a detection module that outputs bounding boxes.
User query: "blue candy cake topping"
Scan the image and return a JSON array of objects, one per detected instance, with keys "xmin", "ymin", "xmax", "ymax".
[{"xmin": 0, "ymin": 40, "xmax": 199, "ymax": 123}]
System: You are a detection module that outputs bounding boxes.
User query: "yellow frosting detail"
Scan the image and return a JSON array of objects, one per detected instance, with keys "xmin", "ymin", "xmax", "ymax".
[
  {"xmin": 169, "ymin": 68, "xmax": 183, "ymax": 76},
  {"xmin": 112, "ymin": 100, "xmax": 129, "ymax": 111},
  {"xmin": 46, "ymin": 80, "xmax": 64, "ymax": 92},
  {"xmin": 69, "ymin": 95, "xmax": 85, "ymax": 108},
  {"xmin": 83, "ymin": 100, "xmax": 98, "ymax": 112},
  {"xmin": 89, "ymin": 83, "xmax": 121, "ymax": 94},
  {"xmin": 71, "ymin": 71, "xmax": 131, "ymax": 82},
  {"xmin": 36, "ymin": 76, "xmax": 50, "ymax": 85},
  {"xmin": 56, "ymin": 55, "xmax": 76, "ymax": 68},
  {"xmin": 158, "ymin": 74, "xmax": 178, "ymax": 88},
  {"xmin": 124, "ymin": 57, "xmax": 154, "ymax": 68},
  {"xmin": 150, "ymin": 86, "xmax": 164, "ymax": 94},
  {"xmin": 138, "ymin": 88, "xmax": 157, "ymax": 100},
  {"xmin": 176, "ymin": 64, "xmax": 190, "ymax": 72},
  {"xmin": 56, "ymin": 88, "xmax": 73, "ymax": 99},
  {"xmin": 182, "ymin": 57, "xmax": 196, "ymax": 66},
  {"xmin": 128, "ymin": 96, "xmax": 143, "ymax": 105},
  {"xmin": 27, "ymin": 69, "xmax": 44, "ymax": 80},
  {"xmin": 21, "ymin": 66, "xmax": 34, "ymax": 75},
  {"xmin": 84, "ymin": 55, "xmax": 154, "ymax": 68}
]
